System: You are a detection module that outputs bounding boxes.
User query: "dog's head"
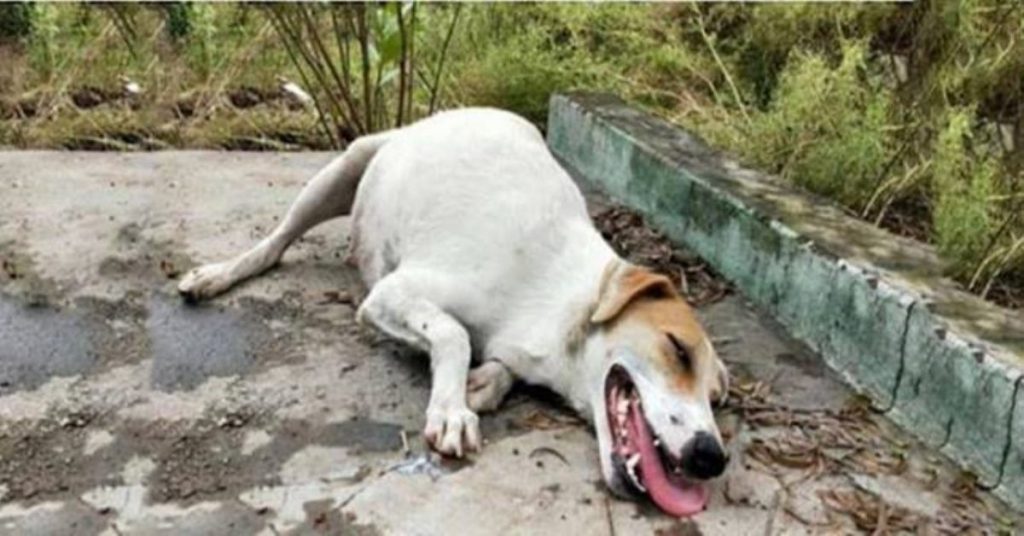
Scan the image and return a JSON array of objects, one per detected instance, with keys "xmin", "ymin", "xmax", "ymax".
[{"xmin": 584, "ymin": 262, "xmax": 729, "ymax": 517}]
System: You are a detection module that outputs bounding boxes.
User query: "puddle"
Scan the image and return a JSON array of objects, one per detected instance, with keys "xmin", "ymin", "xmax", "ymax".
[
  {"xmin": 147, "ymin": 294, "xmax": 305, "ymax": 391},
  {"xmin": 147, "ymin": 296, "xmax": 255, "ymax": 391},
  {"xmin": 0, "ymin": 297, "xmax": 94, "ymax": 392},
  {"xmin": 0, "ymin": 292, "xmax": 303, "ymax": 393},
  {"xmin": 321, "ymin": 418, "xmax": 404, "ymax": 453}
]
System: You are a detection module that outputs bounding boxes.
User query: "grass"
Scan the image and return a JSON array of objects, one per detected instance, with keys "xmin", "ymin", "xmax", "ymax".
[
  {"xmin": 0, "ymin": 2, "xmax": 1022, "ymax": 308},
  {"xmin": 1, "ymin": 4, "xmax": 304, "ymax": 149}
]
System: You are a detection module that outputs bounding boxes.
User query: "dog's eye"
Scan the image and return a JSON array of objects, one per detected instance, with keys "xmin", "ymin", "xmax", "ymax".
[{"xmin": 667, "ymin": 334, "xmax": 691, "ymax": 370}]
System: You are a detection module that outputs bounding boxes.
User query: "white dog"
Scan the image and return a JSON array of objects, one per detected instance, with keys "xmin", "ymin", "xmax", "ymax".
[{"xmin": 178, "ymin": 108, "xmax": 730, "ymax": 516}]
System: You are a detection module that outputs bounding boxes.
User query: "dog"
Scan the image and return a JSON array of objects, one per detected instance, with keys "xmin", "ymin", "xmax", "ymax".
[{"xmin": 177, "ymin": 108, "xmax": 730, "ymax": 517}]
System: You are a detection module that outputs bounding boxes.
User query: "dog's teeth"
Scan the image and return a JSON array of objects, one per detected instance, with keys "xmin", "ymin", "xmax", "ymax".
[
  {"xmin": 625, "ymin": 454, "xmax": 641, "ymax": 478},
  {"xmin": 625, "ymin": 454, "xmax": 646, "ymax": 492},
  {"xmin": 617, "ymin": 398, "xmax": 629, "ymax": 415},
  {"xmin": 653, "ymin": 439, "xmax": 661, "ymax": 447}
]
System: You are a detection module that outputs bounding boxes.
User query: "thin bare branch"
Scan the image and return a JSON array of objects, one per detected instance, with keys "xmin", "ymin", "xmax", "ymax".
[
  {"xmin": 405, "ymin": 2, "xmax": 417, "ymax": 122},
  {"xmin": 282, "ymin": 8, "xmax": 352, "ymax": 134},
  {"xmin": 266, "ymin": 7, "xmax": 339, "ymax": 148},
  {"xmin": 300, "ymin": 4, "xmax": 365, "ymax": 133},
  {"xmin": 689, "ymin": 3, "xmax": 750, "ymax": 126},
  {"xmin": 331, "ymin": 8, "xmax": 353, "ymax": 106},
  {"xmin": 395, "ymin": 3, "xmax": 408, "ymax": 127},
  {"xmin": 429, "ymin": 4, "xmax": 462, "ymax": 115},
  {"xmin": 355, "ymin": 4, "xmax": 373, "ymax": 132}
]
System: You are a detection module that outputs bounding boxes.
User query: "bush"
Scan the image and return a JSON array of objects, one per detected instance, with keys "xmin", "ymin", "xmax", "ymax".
[
  {"xmin": 932, "ymin": 108, "xmax": 998, "ymax": 277},
  {"xmin": 445, "ymin": 4, "xmax": 716, "ymax": 125},
  {"xmin": 773, "ymin": 43, "xmax": 893, "ymax": 209},
  {"xmin": 0, "ymin": 3, "xmax": 33, "ymax": 44},
  {"xmin": 673, "ymin": 2, "xmax": 1022, "ymax": 303}
]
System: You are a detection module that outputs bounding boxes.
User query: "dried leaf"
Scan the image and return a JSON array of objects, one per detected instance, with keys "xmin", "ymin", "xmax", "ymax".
[
  {"xmin": 591, "ymin": 204, "xmax": 731, "ymax": 307},
  {"xmin": 518, "ymin": 409, "xmax": 579, "ymax": 431},
  {"xmin": 818, "ymin": 488, "xmax": 923, "ymax": 533}
]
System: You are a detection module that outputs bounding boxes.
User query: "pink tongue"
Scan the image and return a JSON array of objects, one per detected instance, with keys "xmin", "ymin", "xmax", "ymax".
[{"xmin": 629, "ymin": 401, "xmax": 709, "ymax": 517}]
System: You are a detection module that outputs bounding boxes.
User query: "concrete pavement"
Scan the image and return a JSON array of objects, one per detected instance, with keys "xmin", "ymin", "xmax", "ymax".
[{"xmin": 0, "ymin": 152, "xmax": 1018, "ymax": 535}]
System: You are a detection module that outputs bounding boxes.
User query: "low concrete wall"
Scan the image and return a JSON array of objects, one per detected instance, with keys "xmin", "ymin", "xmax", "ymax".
[{"xmin": 547, "ymin": 93, "xmax": 1024, "ymax": 510}]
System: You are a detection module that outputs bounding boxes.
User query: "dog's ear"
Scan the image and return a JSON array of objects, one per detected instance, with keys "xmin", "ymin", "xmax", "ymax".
[
  {"xmin": 591, "ymin": 265, "xmax": 677, "ymax": 324},
  {"xmin": 710, "ymin": 356, "xmax": 730, "ymax": 407}
]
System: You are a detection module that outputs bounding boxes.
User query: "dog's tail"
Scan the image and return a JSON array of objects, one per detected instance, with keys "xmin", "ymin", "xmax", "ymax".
[
  {"xmin": 261, "ymin": 129, "xmax": 394, "ymax": 242},
  {"xmin": 324, "ymin": 130, "xmax": 394, "ymax": 217}
]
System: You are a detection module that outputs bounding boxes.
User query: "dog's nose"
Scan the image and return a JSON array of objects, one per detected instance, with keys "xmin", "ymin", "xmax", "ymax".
[{"xmin": 681, "ymin": 431, "xmax": 728, "ymax": 479}]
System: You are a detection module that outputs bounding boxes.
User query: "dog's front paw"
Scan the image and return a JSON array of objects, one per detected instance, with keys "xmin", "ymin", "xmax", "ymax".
[
  {"xmin": 423, "ymin": 403, "xmax": 480, "ymax": 458},
  {"xmin": 177, "ymin": 262, "xmax": 235, "ymax": 301}
]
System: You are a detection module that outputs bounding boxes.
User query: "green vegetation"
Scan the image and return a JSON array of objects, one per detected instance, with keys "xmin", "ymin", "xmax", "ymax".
[{"xmin": 0, "ymin": 2, "xmax": 1021, "ymax": 307}]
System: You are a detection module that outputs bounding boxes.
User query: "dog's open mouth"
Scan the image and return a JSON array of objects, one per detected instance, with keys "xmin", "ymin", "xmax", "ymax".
[{"xmin": 605, "ymin": 366, "xmax": 709, "ymax": 517}]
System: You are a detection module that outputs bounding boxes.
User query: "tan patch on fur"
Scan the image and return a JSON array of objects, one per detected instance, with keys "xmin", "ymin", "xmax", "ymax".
[
  {"xmin": 597, "ymin": 265, "xmax": 711, "ymax": 395},
  {"xmin": 591, "ymin": 263, "xmax": 676, "ymax": 323}
]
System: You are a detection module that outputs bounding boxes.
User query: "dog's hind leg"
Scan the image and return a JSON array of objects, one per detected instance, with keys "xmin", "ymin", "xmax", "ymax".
[
  {"xmin": 356, "ymin": 270, "xmax": 480, "ymax": 458},
  {"xmin": 178, "ymin": 132, "xmax": 391, "ymax": 300}
]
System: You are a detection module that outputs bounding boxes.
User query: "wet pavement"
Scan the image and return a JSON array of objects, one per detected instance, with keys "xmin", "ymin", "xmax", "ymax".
[{"xmin": 0, "ymin": 152, "xmax": 1019, "ymax": 535}]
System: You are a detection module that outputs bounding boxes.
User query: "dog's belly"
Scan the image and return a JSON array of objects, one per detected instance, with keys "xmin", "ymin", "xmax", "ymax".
[{"xmin": 349, "ymin": 109, "xmax": 591, "ymax": 325}]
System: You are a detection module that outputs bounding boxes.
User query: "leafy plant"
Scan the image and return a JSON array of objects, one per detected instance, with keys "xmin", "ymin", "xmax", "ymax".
[
  {"xmin": 165, "ymin": 3, "xmax": 191, "ymax": 41},
  {"xmin": 266, "ymin": 3, "xmax": 462, "ymax": 147},
  {"xmin": 932, "ymin": 108, "xmax": 995, "ymax": 277},
  {"xmin": 0, "ymin": 2, "xmax": 33, "ymax": 43}
]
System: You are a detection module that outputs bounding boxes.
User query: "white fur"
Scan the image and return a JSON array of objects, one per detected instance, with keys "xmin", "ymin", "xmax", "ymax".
[{"xmin": 178, "ymin": 109, "xmax": 724, "ymax": 479}]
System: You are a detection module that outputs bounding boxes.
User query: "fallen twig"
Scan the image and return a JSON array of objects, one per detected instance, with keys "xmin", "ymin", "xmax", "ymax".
[{"xmin": 528, "ymin": 446, "xmax": 569, "ymax": 467}]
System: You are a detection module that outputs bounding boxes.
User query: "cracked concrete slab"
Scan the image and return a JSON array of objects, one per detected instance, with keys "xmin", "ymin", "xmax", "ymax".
[{"xmin": 0, "ymin": 151, "xmax": 1020, "ymax": 535}]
